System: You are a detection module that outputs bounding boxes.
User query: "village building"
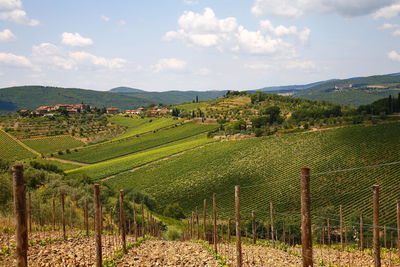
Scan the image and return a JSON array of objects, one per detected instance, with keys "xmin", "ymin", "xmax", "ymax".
[{"xmin": 106, "ymin": 107, "xmax": 120, "ymax": 114}]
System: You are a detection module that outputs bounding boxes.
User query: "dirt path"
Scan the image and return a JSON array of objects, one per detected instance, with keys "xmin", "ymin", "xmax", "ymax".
[
  {"xmin": 117, "ymin": 240, "xmax": 219, "ymax": 266},
  {"xmin": 0, "ymin": 128, "xmax": 41, "ymax": 156},
  {"xmin": 46, "ymin": 157, "xmax": 89, "ymax": 167}
]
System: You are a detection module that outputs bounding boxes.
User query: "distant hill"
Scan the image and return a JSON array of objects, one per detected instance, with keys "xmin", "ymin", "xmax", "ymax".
[
  {"xmin": 294, "ymin": 74, "xmax": 400, "ymax": 106},
  {"xmin": 109, "ymin": 86, "xmax": 228, "ymax": 105},
  {"xmin": 249, "ymin": 80, "xmax": 336, "ymax": 94},
  {"xmin": 0, "ymin": 86, "xmax": 151, "ymax": 113}
]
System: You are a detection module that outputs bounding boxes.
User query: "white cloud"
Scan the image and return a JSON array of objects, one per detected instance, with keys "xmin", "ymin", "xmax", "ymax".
[
  {"xmin": 183, "ymin": 0, "xmax": 198, "ymax": 5},
  {"xmin": 393, "ymin": 29, "xmax": 400, "ymax": 36},
  {"xmin": 61, "ymin": 32, "xmax": 93, "ymax": 47},
  {"xmin": 164, "ymin": 8, "xmax": 307, "ymax": 58},
  {"xmin": 152, "ymin": 58, "xmax": 187, "ymax": 72},
  {"xmin": 0, "ymin": 29, "xmax": 16, "ymax": 42},
  {"xmin": 388, "ymin": 50, "xmax": 400, "ymax": 61},
  {"xmin": 0, "ymin": 0, "xmax": 39, "ymax": 26},
  {"xmin": 374, "ymin": 4, "xmax": 400, "ymax": 19},
  {"xmin": 101, "ymin": 15, "xmax": 110, "ymax": 22},
  {"xmin": 196, "ymin": 67, "xmax": 210, "ymax": 75},
  {"xmin": 118, "ymin": 20, "xmax": 126, "ymax": 25},
  {"xmin": 285, "ymin": 60, "xmax": 316, "ymax": 70},
  {"xmin": 0, "ymin": 52, "xmax": 33, "ymax": 68},
  {"xmin": 32, "ymin": 42, "xmax": 127, "ymax": 70},
  {"xmin": 252, "ymin": 0, "xmax": 398, "ymax": 18},
  {"xmin": 379, "ymin": 23, "xmax": 400, "ymax": 29}
]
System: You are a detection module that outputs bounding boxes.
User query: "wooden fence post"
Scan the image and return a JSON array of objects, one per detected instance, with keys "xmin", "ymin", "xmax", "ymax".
[
  {"xmin": 94, "ymin": 184, "xmax": 102, "ymax": 267},
  {"xmin": 360, "ymin": 214, "xmax": 364, "ymax": 251},
  {"xmin": 190, "ymin": 211, "xmax": 194, "ymax": 239},
  {"xmin": 339, "ymin": 205, "xmax": 344, "ymax": 250},
  {"xmin": 228, "ymin": 218, "xmax": 231, "ymax": 243},
  {"xmin": 397, "ymin": 200, "xmax": 400, "ymax": 250},
  {"xmin": 141, "ymin": 203, "xmax": 145, "ymax": 238},
  {"xmin": 52, "ymin": 196, "xmax": 56, "ymax": 231},
  {"xmin": 203, "ymin": 199, "xmax": 207, "ymax": 241},
  {"xmin": 372, "ymin": 185, "xmax": 381, "ymax": 267},
  {"xmin": 27, "ymin": 191, "xmax": 32, "ymax": 233},
  {"xmin": 384, "ymin": 225, "xmax": 387, "ymax": 248},
  {"xmin": 213, "ymin": 193, "xmax": 217, "ymax": 253},
  {"xmin": 85, "ymin": 198, "xmax": 89, "ymax": 236},
  {"xmin": 327, "ymin": 219, "xmax": 331, "ymax": 247},
  {"xmin": 235, "ymin": 186, "xmax": 242, "ymax": 267},
  {"xmin": 119, "ymin": 190, "xmax": 127, "ymax": 253},
  {"xmin": 252, "ymin": 211, "xmax": 256, "ymax": 244},
  {"xmin": 270, "ymin": 202, "xmax": 275, "ymax": 248},
  {"xmin": 133, "ymin": 203, "xmax": 138, "ymax": 241},
  {"xmin": 300, "ymin": 167, "xmax": 313, "ymax": 267},
  {"xmin": 12, "ymin": 165, "xmax": 28, "ymax": 267},
  {"xmin": 196, "ymin": 206, "xmax": 200, "ymax": 240},
  {"xmin": 60, "ymin": 191, "xmax": 66, "ymax": 240}
]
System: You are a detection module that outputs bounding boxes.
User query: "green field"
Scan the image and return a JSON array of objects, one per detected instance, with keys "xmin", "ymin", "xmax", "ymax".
[
  {"xmin": 175, "ymin": 102, "xmax": 208, "ymax": 111},
  {"xmin": 66, "ymin": 134, "xmax": 217, "ymax": 180},
  {"xmin": 58, "ymin": 123, "xmax": 218, "ymax": 163},
  {"xmin": 0, "ymin": 129, "xmax": 36, "ymax": 160},
  {"xmin": 22, "ymin": 135, "xmax": 85, "ymax": 154},
  {"xmin": 105, "ymin": 122, "xmax": 400, "ymax": 226},
  {"xmin": 26, "ymin": 158, "xmax": 81, "ymax": 171},
  {"xmin": 109, "ymin": 117, "xmax": 180, "ymax": 141}
]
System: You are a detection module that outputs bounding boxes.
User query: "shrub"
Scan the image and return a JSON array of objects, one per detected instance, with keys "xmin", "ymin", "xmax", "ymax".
[{"xmin": 163, "ymin": 203, "xmax": 185, "ymax": 219}]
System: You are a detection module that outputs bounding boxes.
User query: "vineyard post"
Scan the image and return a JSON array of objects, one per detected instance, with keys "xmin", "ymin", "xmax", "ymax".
[
  {"xmin": 300, "ymin": 167, "xmax": 313, "ymax": 267},
  {"xmin": 147, "ymin": 211, "xmax": 150, "ymax": 236},
  {"xmin": 12, "ymin": 165, "xmax": 28, "ymax": 267},
  {"xmin": 203, "ymin": 199, "xmax": 207, "ymax": 241},
  {"xmin": 235, "ymin": 185, "xmax": 242, "ymax": 267},
  {"xmin": 384, "ymin": 225, "xmax": 387, "ymax": 248},
  {"xmin": 141, "ymin": 203, "xmax": 145, "ymax": 238},
  {"xmin": 85, "ymin": 198, "xmax": 89, "ymax": 236},
  {"xmin": 252, "ymin": 211, "xmax": 256, "ymax": 244},
  {"xmin": 61, "ymin": 191, "xmax": 66, "ymax": 240},
  {"xmin": 397, "ymin": 200, "xmax": 400, "ymax": 249},
  {"xmin": 27, "ymin": 191, "xmax": 32, "ymax": 233},
  {"xmin": 213, "ymin": 193, "xmax": 217, "ymax": 253},
  {"xmin": 228, "ymin": 218, "xmax": 231, "ymax": 243},
  {"xmin": 372, "ymin": 185, "xmax": 381, "ymax": 267},
  {"xmin": 196, "ymin": 206, "xmax": 200, "ymax": 240},
  {"xmin": 94, "ymin": 184, "xmax": 102, "ymax": 267},
  {"xmin": 340, "ymin": 205, "xmax": 344, "ymax": 250},
  {"xmin": 133, "ymin": 203, "xmax": 137, "ymax": 241},
  {"xmin": 191, "ymin": 211, "xmax": 194, "ymax": 239},
  {"xmin": 327, "ymin": 219, "xmax": 331, "ymax": 247},
  {"xmin": 360, "ymin": 214, "xmax": 364, "ymax": 251},
  {"xmin": 52, "ymin": 196, "xmax": 56, "ymax": 231},
  {"xmin": 270, "ymin": 202, "xmax": 275, "ymax": 248},
  {"xmin": 119, "ymin": 190, "xmax": 127, "ymax": 254}
]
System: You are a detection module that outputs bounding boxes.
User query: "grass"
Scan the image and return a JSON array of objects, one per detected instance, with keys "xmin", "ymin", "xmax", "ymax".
[
  {"xmin": 22, "ymin": 135, "xmax": 84, "ymax": 154},
  {"xmin": 25, "ymin": 158, "xmax": 81, "ymax": 171},
  {"xmin": 175, "ymin": 102, "xmax": 208, "ymax": 111},
  {"xmin": 66, "ymin": 134, "xmax": 218, "ymax": 180},
  {"xmin": 109, "ymin": 117, "xmax": 180, "ymax": 141},
  {"xmin": 104, "ymin": 122, "xmax": 400, "ymax": 227},
  {"xmin": 58, "ymin": 123, "xmax": 218, "ymax": 163},
  {"xmin": 0, "ymin": 129, "xmax": 36, "ymax": 160}
]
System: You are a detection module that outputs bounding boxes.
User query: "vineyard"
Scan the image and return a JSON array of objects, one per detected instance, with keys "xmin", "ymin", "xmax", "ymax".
[
  {"xmin": 0, "ymin": 129, "xmax": 36, "ymax": 161},
  {"xmin": 22, "ymin": 135, "xmax": 85, "ymax": 154},
  {"xmin": 58, "ymin": 122, "xmax": 218, "ymax": 163}
]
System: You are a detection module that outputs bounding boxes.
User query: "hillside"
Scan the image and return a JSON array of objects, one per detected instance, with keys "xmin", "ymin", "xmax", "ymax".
[
  {"xmin": 0, "ymin": 86, "xmax": 151, "ymax": 113},
  {"xmin": 110, "ymin": 86, "xmax": 228, "ymax": 104},
  {"xmin": 295, "ymin": 74, "xmax": 400, "ymax": 106}
]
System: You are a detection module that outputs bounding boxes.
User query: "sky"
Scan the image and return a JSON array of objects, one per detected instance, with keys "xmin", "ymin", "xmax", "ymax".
[{"xmin": 0, "ymin": 0, "xmax": 400, "ymax": 91}]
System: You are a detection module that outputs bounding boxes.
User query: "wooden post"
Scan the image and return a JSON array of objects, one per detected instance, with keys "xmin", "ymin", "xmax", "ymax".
[
  {"xmin": 235, "ymin": 186, "xmax": 242, "ymax": 267},
  {"xmin": 384, "ymin": 225, "xmax": 387, "ymax": 248},
  {"xmin": 133, "ymin": 203, "xmax": 138, "ymax": 241},
  {"xmin": 397, "ymin": 200, "xmax": 400, "ymax": 250},
  {"xmin": 339, "ymin": 205, "xmax": 344, "ymax": 250},
  {"xmin": 141, "ymin": 202, "xmax": 145, "ymax": 238},
  {"xmin": 252, "ymin": 211, "xmax": 256, "ymax": 244},
  {"xmin": 27, "ymin": 191, "xmax": 32, "ymax": 233},
  {"xmin": 85, "ymin": 198, "xmax": 89, "ymax": 236},
  {"xmin": 52, "ymin": 196, "xmax": 56, "ymax": 231},
  {"xmin": 372, "ymin": 185, "xmax": 381, "ymax": 267},
  {"xmin": 94, "ymin": 184, "xmax": 102, "ymax": 267},
  {"xmin": 60, "ymin": 191, "xmax": 66, "ymax": 240},
  {"xmin": 12, "ymin": 165, "xmax": 28, "ymax": 267},
  {"xmin": 300, "ymin": 167, "xmax": 313, "ymax": 267},
  {"xmin": 196, "ymin": 206, "xmax": 200, "ymax": 240},
  {"xmin": 327, "ymin": 219, "xmax": 331, "ymax": 247},
  {"xmin": 270, "ymin": 202, "xmax": 275, "ymax": 248},
  {"xmin": 360, "ymin": 214, "xmax": 364, "ymax": 251},
  {"xmin": 190, "ymin": 211, "xmax": 194, "ymax": 239},
  {"xmin": 228, "ymin": 218, "xmax": 231, "ymax": 243},
  {"xmin": 203, "ymin": 199, "xmax": 207, "ymax": 241},
  {"xmin": 119, "ymin": 190, "xmax": 127, "ymax": 253},
  {"xmin": 213, "ymin": 193, "xmax": 217, "ymax": 253}
]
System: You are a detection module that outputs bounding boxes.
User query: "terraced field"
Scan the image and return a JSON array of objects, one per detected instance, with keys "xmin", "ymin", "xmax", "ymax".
[
  {"xmin": 26, "ymin": 158, "xmax": 81, "ymax": 171},
  {"xmin": 59, "ymin": 123, "xmax": 218, "ymax": 163},
  {"xmin": 66, "ymin": 134, "xmax": 217, "ymax": 180},
  {"xmin": 22, "ymin": 135, "xmax": 85, "ymax": 154},
  {"xmin": 109, "ymin": 116, "xmax": 180, "ymax": 141},
  {"xmin": 0, "ymin": 129, "xmax": 36, "ymax": 160},
  {"xmin": 105, "ymin": 122, "xmax": 400, "ymax": 226}
]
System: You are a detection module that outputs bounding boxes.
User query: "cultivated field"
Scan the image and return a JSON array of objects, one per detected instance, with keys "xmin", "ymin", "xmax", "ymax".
[
  {"xmin": 0, "ymin": 129, "xmax": 36, "ymax": 161},
  {"xmin": 22, "ymin": 135, "xmax": 85, "ymax": 154}
]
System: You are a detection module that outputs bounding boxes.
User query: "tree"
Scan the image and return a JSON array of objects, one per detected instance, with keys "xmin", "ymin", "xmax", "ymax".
[{"xmin": 163, "ymin": 203, "xmax": 186, "ymax": 219}]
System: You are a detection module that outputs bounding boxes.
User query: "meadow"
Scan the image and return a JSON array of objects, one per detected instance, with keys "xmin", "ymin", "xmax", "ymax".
[
  {"xmin": 58, "ymin": 123, "xmax": 217, "ymax": 163},
  {"xmin": 66, "ymin": 134, "xmax": 217, "ymax": 180},
  {"xmin": 0, "ymin": 129, "xmax": 36, "ymax": 161},
  {"xmin": 22, "ymin": 135, "xmax": 85, "ymax": 154},
  {"xmin": 105, "ymin": 121, "xmax": 400, "ymax": 226}
]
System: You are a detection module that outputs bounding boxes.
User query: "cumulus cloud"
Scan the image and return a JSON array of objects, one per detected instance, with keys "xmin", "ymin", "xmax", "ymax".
[
  {"xmin": 152, "ymin": 58, "xmax": 187, "ymax": 72},
  {"xmin": 0, "ymin": 0, "xmax": 39, "ymax": 26},
  {"xmin": 0, "ymin": 52, "xmax": 33, "ymax": 68},
  {"xmin": 388, "ymin": 50, "xmax": 400, "ymax": 61},
  {"xmin": 379, "ymin": 23, "xmax": 400, "ymax": 29},
  {"xmin": 32, "ymin": 42, "xmax": 127, "ymax": 70},
  {"xmin": 244, "ymin": 60, "xmax": 316, "ymax": 71},
  {"xmin": 0, "ymin": 29, "xmax": 16, "ymax": 42},
  {"xmin": 118, "ymin": 20, "xmax": 126, "ymax": 25},
  {"xmin": 164, "ymin": 8, "xmax": 308, "ymax": 58},
  {"xmin": 251, "ymin": 0, "xmax": 398, "ymax": 18},
  {"xmin": 374, "ymin": 4, "xmax": 400, "ymax": 19},
  {"xmin": 61, "ymin": 32, "xmax": 93, "ymax": 47},
  {"xmin": 101, "ymin": 15, "xmax": 110, "ymax": 22}
]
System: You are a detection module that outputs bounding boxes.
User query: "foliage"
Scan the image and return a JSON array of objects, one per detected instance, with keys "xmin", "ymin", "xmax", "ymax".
[{"xmin": 163, "ymin": 203, "xmax": 186, "ymax": 219}]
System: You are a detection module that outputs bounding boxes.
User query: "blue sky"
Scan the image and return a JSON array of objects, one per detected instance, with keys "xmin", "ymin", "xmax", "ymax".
[{"xmin": 0, "ymin": 0, "xmax": 399, "ymax": 91}]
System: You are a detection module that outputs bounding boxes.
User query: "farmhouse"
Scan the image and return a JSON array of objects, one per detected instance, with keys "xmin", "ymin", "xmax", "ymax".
[
  {"xmin": 125, "ymin": 107, "xmax": 145, "ymax": 114},
  {"xmin": 34, "ymin": 103, "xmax": 93, "ymax": 116},
  {"xmin": 106, "ymin": 107, "xmax": 120, "ymax": 114}
]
